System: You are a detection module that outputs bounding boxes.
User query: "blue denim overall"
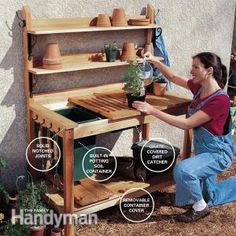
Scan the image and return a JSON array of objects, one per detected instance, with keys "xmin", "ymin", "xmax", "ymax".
[{"xmin": 173, "ymin": 89, "xmax": 235, "ymax": 207}]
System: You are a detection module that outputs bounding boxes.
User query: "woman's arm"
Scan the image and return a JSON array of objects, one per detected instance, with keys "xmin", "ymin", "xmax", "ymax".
[
  {"xmin": 132, "ymin": 101, "xmax": 211, "ymax": 130},
  {"xmin": 144, "ymin": 52, "xmax": 189, "ymax": 89}
]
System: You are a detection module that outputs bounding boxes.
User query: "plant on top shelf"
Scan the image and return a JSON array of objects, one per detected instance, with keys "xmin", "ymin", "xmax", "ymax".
[
  {"xmin": 123, "ymin": 63, "xmax": 146, "ymax": 108},
  {"xmin": 104, "ymin": 42, "xmax": 119, "ymax": 62},
  {"xmin": 153, "ymin": 73, "xmax": 167, "ymax": 96}
]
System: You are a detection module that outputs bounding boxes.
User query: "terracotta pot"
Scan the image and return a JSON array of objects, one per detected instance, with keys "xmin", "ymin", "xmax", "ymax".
[
  {"xmin": 29, "ymin": 225, "xmax": 46, "ymax": 236},
  {"xmin": 6, "ymin": 193, "xmax": 18, "ymax": 220},
  {"xmin": 43, "ymin": 43, "xmax": 62, "ymax": 69},
  {"xmin": 51, "ymin": 228, "xmax": 62, "ymax": 236},
  {"xmin": 42, "ymin": 64, "xmax": 62, "ymax": 70},
  {"xmin": 144, "ymin": 43, "xmax": 154, "ymax": 54},
  {"xmin": 111, "ymin": 8, "xmax": 127, "ymax": 26},
  {"xmin": 121, "ymin": 42, "xmax": 136, "ymax": 61},
  {"xmin": 96, "ymin": 14, "xmax": 111, "ymax": 27},
  {"xmin": 153, "ymin": 82, "xmax": 167, "ymax": 96},
  {"xmin": 128, "ymin": 18, "xmax": 150, "ymax": 26}
]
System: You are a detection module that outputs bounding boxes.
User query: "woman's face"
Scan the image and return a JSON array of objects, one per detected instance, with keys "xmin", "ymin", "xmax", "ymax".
[{"xmin": 190, "ymin": 57, "xmax": 210, "ymax": 84}]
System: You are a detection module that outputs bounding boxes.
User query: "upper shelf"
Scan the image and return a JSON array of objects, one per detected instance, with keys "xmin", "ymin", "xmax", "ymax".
[
  {"xmin": 28, "ymin": 24, "xmax": 160, "ymax": 35},
  {"xmin": 29, "ymin": 53, "xmax": 130, "ymax": 75},
  {"xmin": 28, "ymin": 16, "xmax": 160, "ymax": 35}
]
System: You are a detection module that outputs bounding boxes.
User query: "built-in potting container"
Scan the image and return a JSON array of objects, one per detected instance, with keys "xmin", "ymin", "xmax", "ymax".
[{"xmin": 56, "ymin": 106, "xmax": 101, "ymax": 181}]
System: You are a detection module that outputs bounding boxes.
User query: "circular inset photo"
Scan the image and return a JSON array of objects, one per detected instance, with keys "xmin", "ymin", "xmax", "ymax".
[
  {"xmin": 139, "ymin": 138, "xmax": 178, "ymax": 173},
  {"xmin": 82, "ymin": 147, "xmax": 117, "ymax": 182},
  {"xmin": 119, "ymin": 188, "xmax": 155, "ymax": 223},
  {"xmin": 25, "ymin": 137, "xmax": 61, "ymax": 172}
]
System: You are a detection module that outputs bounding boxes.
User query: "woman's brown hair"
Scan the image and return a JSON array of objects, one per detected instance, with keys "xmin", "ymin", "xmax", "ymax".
[{"xmin": 193, "ymin": 52, "xmax": 227, "ymax": 88}]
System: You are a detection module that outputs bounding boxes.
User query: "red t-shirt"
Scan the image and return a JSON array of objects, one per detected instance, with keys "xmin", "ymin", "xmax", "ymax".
[{"xmin": 187, "ymin": 79, "xmax": 230, "ymax": 135}]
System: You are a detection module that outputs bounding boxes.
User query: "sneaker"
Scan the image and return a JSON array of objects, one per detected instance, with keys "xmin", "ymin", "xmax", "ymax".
[{"xmin": 176, "ymin": 206, "xmax": 210, "ymax": 223}]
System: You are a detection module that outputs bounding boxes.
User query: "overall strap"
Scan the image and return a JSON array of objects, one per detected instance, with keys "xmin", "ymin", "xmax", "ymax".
[
  {"xmin": 193, "ymin": 86, "xmax": 202, "ymax": 101},
  {"xmin": 194, "ymin": 89, "xmax": 228, "ymax": 111}
]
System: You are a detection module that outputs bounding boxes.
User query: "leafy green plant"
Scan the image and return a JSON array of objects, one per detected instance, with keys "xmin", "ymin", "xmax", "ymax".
[
  {"xmin": 0, "ymin": 158, "xmax": 9, "ymax": 206},
  {"xmin": 0, "ymin": 159, "xmax": 7, "ymax": 169},
  {"xmin": 104, "ymin": 41, "xmax": 119, "ymax": 51},
  {"xmin": 104, "ymin": 42, "xmax": 119, "ymax": 62},
  {"xmin": 153, "ymin": 73, "xmax": 166, "ymax": 83},
  {"xmin": 5, "ymin": 222, "xmax": 30, "ymax": 236},
  {"xmin": 0, "ymin": 157, "xmax": 9, "ymax": 235},
  {"xmin": 17, "ymin": 181, "xmax": 48, "ymax": 226},
  {"xmin": 231, "ymin": 106, "xmax": 236, "ymax": 129},
  {"xmin": 123, "ymin": 63, "xmax": 143, "ymax": 96}
]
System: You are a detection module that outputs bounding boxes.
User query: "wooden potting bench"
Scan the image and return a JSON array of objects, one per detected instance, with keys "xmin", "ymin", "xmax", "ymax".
[{"xmin": 21, "ymin": 5, "xmax": 191, "ymax": 236}]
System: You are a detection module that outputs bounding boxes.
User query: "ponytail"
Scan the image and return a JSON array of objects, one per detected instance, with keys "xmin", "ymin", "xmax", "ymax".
[{"xmin": 220, "ymin": 64, "xmax": 227, "ymax": 89}]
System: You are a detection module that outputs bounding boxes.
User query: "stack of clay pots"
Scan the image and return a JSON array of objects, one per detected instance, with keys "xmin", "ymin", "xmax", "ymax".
[
  {"xmin": 128, "ymin": 18, "xmax": 150, "ymax": 26},
  {"xmin": 96, "ymin": 14, "xmax": 111, "ymax": 27},
  {"xmin": 111, "ymin": 8, "xmax": 127, "ymax": 26},
  {"xmin": 42, "ymin": 43, "xmax": 62, "ymax": 70},
  {"xmin": 121, "ymin": 42, "xmax": 136, "ymax": 61}
]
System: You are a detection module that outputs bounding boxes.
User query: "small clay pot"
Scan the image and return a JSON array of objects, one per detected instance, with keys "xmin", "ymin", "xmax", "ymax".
[
  {"xmin": 121, "ymin": 42, "xmax": 136, "ymax": 61},
  {"xmin": 51, "ymin": 228, "xmax": 62, "ymax": 236},
  {"xmin": 128, "ymin": 18, "xmax": 150, "ymax": 26},
  {"xmin": 111, "ymin": 8, "xmax": 127, "ymax": 26},
  {"xmin": 42, "ymin": 64, "xmax": 62, "ymax": 70},
  {"xmin": 43, "ymin": 43, "xmax": 62, "ymax": 70},
  {"xmin": 153, "ymin": 82, "xmax": 167, "ymax": 96},
  {"xmin": 96, "ymin": 14, "xmax": 111, "ymax": 27},
  {"xmin": 29, "ymin": 225, "xmax": 46, "ymax": 236},
  {"xmin": 144, "ymin": 43, "xmax": 154, "ymax": 54}
]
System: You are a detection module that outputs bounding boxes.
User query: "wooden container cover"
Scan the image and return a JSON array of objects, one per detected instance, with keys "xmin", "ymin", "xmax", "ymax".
[{"xmin": 68, "ymin": 90, "xmax": 141, "ymax": 120}]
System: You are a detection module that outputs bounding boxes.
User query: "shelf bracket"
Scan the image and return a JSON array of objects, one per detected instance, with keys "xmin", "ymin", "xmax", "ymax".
[
  {"xmin": 27, "ymin": 33, "xmax": 33, "ymax": 60},
  {"xmin": 29, "ymin": 73, "xmax": 39, "ymax": 95},
  {"xmin": 16, "ymin": 10, "xmax": 26, "ymax": 28},
  {"xmin": 29, "ymin": 73, "xmax": 33, "ymax": 96},
  {"xmin": 32, "ymin": 74, "xmax": 39, "ymax": 88},
  {"xmin": 27, "ymin": 34, "xmax": 37, "ymax": 60}
]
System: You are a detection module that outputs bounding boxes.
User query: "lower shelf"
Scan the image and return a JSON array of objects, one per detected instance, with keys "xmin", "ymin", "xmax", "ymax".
[{"xmin": 44, "ymin": 172, "xmax": 174, "ymax": 215}]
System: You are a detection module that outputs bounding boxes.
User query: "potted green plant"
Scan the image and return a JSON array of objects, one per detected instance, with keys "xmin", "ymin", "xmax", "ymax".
[
  {"xmin": 5, "ymin": 221, "xmax": 30, "ymax": 236},
  {"xmin": 17, "ymin": 181, "xmax": 48, "ymax": 236},
  {"xmin": 123, "ymin": 63, "xmax": 146, "ymax": 108},
  {"xmin": 104, "ymin": 42, "xmax": 119, "ymax": 62},
  {"xmin": 153, "ymin": 73, "xmax": 167, "ymax": 96}
]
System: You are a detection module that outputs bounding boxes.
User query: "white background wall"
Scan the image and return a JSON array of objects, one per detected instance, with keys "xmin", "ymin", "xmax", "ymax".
[{"xmin": 0, "ymin": 0, "xmax": 235, "ymax": 190}]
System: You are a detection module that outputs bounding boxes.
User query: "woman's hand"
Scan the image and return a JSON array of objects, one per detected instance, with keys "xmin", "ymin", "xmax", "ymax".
[
  {"xmin": 132, "ymin": 101, "xmax": 155, "ymax": 115},
  {"xmin": 144, "ymin": 52, "xmax": 161, "ymax": 64}
]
